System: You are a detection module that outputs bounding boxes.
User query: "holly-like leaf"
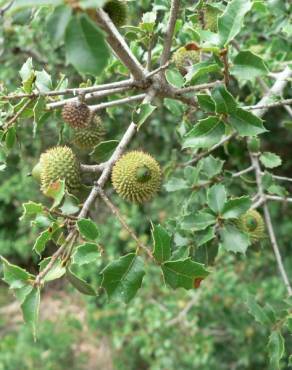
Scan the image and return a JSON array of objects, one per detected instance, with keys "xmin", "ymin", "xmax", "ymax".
[
  {"xmin": 66, "ymin": 268, "xmax": 96, "ymax": 296},
  {"xmin": 222, "ymin": 196, "xmax": 251, "ymax": 219},
  {"xmin": 20, "ymin": 201, "xmax": 43, "ymax": 220},
  {"xmin": 260, "ymin": 152, "xmax": 282, "ymax": 169},
  {"xmin": 246, "ymin": 294, "xmax": 272, "ymax": 326},
  {"xmin": 220, "ymin": 224, "xmax": 250, "ymax": 253},
  {"xmin": 65, "ymin": 13, "xmax": 110, "ymax": 76},
  {"xmin": 1, "ymin": 256, "xmax": 33, "ymax": 289},
  {"xmin": 164, "ymin": 178, "xmax": 189, "ymax": 192},
  {"xmin": 90, "ymin": 140, "xmax": 119, "ymax": 162},
  {"xmin": 200, "ymin": 155, "xmax": 224, "ymax": 178},
  {"xmin": 101, "ymin": 253, "xmax": 145, "ymax": 303},
  {"xmin": 211, "ymin": 86, "xmax": 237, "ymax": 114},
  {"xmin": 72, "ymin": 243, "xmax": 100, "ymax": 266},
  {"xmin": 229, "ymin": 108, "xmax": 267, "ymax": 136},
  {"xmin": 77, "ymin": 218, "xmax": 100, "ymax": 241},
  {"xmin": 165, "ymin": 69, "xmax": 185, "ymax": 88},
  {"xmin": 133, "ymin": 103, "xmax": 156, "ymax": 129},
  {"xmin": 218, "ymin": 0, "xmax": 252, "ymax": 47},
  {"xmin": 207, "ymin": 184, "xmax": 227, "ymax": 214},
  {"xmin": 183, "ymin": 117, "xmax": 225, "ymax": 150},
  {"xmin": 151, "ymin": 225, "xmax": 171, "ymax": 263},
  {"xmin": 33, "ymin": 229, "xmax": 51, "ymax": 256},
  {"xmin": 21, "ymin": 287, "xmax": 40, "ymax": 341},
  {"xmin": 197, "ymin": 94, "xmax": 216, "ymax": 112},
  {"xmin": 231, "ymin": 50, "xmax": 269, "ymax": 80},
  {"xmin": 162, "ymin": 258, "xmax": 209, "ymax": 290},
  {"xmin": 180, "ymin": 211, "xmax": 216, "ymax": 231},
  {"xmin": 267, "ymin": 331, "xmax": 285, "ymax": 370}
]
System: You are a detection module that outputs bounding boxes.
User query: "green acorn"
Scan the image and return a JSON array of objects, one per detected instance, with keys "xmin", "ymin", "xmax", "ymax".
[
  {"xmin": 31, "ymin": 162, "xmax": 42, "ymax": 182},
  {"xmin": 72, "ymin": 116, "xmax": 105, "ymax": 150},
  {"xmin": 237, "ymin": 209, "xmax": 265, "ymax": 243},
  {"xmin": 62, "ymin": 101, "xmax": 91, "ymax": 129},
  {"xmin": 172, "ymin": 44, "xmax": 200, "ymax": 74},
  {"xmin": 204, "ymin": 4, "xmax": 221, "ymax": 33},
  {"xmin": 103, "ymin": 0, "xmax": 128, "ymax": 27},
  {"xmin": 111, "ymin": 151, "xmax": 161, "ymax": 203},
  {"xmin": 39, "ymin": 146, "xmax": 81, "ymax": 195}
]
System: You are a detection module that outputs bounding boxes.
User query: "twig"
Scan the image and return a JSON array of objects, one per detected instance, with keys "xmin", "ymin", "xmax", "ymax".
[
  {"xmin": 232, "ymin": 166, "xmax": 254, "ymax": 178},
  {"xmin": 2, "ymin": 79, "xmax": 135, "ymax": 100},
  {"xmin": 160, "ymin": 0, "xmax": 180, "ymax": 67},
  {"xmin": 97, "ymin": 188, "xmax": 153, "ymax": 259},
  {"xmin": 220, "ymin": 48, "xmax": 230, "ymax": 87},
  {"xmin": 4, "ymin": 99, "xmax": 32, "ymax": 130},
  {"xmin": 166, "ymin": 292, "xmax": 201, "ymax": 327},
  {"xmin": 95, "ymin": 8, "xmax": 146, "ymax": 81},
  {"xmin": 244, "ymin": 98, "xmax": 292, "ymax": 111},
  {"xmin": 184, "ymin": 133, "xmax": 236, "ymax": 166},
  {"xmin": 80, "ymin": 164, "xmax": 106, "ymax": 173},
  {"xmin": 266, "ymin": 195, "xmax": 292, "ymax": 204},
  {"xmin": 89, "ymin": 94, "xmax": 146, "ymax": 113},
  {"xmin": 0, "ymin": 0, "xmax": 14, "ymax": 16},
  {"xmin": 47, "ymin": 85, "xmax": 135, "ymax": 110},
  {"xmin": 175, "ymin": 80, "xmax": 222, "ymax": 94},
  {"xmin": 263, "ymin": 173, "xmax": 292, "ymax": 183}
]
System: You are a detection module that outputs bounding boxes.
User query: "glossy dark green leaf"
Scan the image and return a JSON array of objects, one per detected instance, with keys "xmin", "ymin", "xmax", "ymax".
[
  {"xmin": 152, "ymin": 225, "xmax": 171, "ymax": 263},
  {"xmin": 66, "ymin": 268, "xmax": 96, "ymax": 296},
  {"xmin": 21, "ymin": 287, "xmax": 40, "ymax": 341},
  {"xmin": 222, "ymin": 196, "xmax": 251, "ymax": 219},
  {"xmin": 77, "ymin": 218, "xmax": 100, "ymax": 241},
  {"xmin": 207, "ymin": 184, "xmax": 227, "ymax": 214},
  {"xmin": 220, "ymin": 224, "xmax": 250, "ymax": 253}
]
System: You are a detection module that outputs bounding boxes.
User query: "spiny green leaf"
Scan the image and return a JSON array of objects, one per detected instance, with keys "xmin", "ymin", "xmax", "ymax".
[
  {"xmin": 72, "ymin": 243, "xmax": 100, "ymax": 266},
  {"xmin": 151, "ymin": 225, "xmax": 172, "ymax": 263}
]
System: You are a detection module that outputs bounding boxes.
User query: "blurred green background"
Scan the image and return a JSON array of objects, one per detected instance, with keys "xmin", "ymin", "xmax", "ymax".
[{"xmin": 0, "ymin": 0, "xmax": 292, "ymax": 369}]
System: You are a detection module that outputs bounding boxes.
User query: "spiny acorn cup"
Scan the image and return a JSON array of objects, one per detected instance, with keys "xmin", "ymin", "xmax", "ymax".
[
  {"xmin": 31, "ymin": 162, "xmax": 42, "ymax": 182},
  {"xmin": 103, "ymin": 0, "xmax": 128, "ymax": 27},
  {"xmin": 172, "ymin": 44, "xmax": 200, "ymax": 74},
  {"xmin": 237, "ymin": 209, "xmax": 265, "ymax": 243},
  {"xmin": 39, "ymin": 146, "xmax": 81, "ymax": 195},
  {"xmin": 204, "ymin": 5, "xmax": 222, "ymax": 33},
  {"xmin": 62, "ymin": 101, "xmax": 91, "ymax": 129},
  {"xmin": 72, "ymin": 116, "xmax": 105, "ymax": 150},
  {"xmin": 111, "ymin": 151, "xmax": 162, "ymax": 203}
]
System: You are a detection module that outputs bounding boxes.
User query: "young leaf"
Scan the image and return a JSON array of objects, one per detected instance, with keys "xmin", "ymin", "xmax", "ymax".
[
  {"xmin": 207, "ymin": 184, "xmax": 227, "ymax": 214},
  {"xmin": 260, "ymin": 152, "xmax": 282, "ymax": 169},
  {"xmin": 222, "ymin": 196, "xmax": 251, "ymax": 219},
  {"xmin": 66, "ymin": 269, "xmax": 96, "ymax": 296},
  {"xmin": 162, "ymin": 258, "xmax": 209, "ymax": 290},
  {"xmin": 72, "ymin": 243, "xmax": 100, "ymax": 266},
  {"xmin": 20, "ymin": 201, "xmax": 43, "ymax": 220},
  {"xmin": 267, "ymin": 331, "xmax": 285, "ymax": 370},
  {"xmin": 33, "ymin": 229, "xmax": 51, "ymax": 256},
  {"xmin": 218, "ymin": 0, "xmax": 252, "ymax": 47},
  {"xmin": 101, "ymin": 253, "xmax": 145, "ymax": 303},
  {"xmin": 183, "ymin": 117, "xmax": 225, "ymax": 150},
  {"xmin": 220, "ymin": 224, "xmax": 250, "ymax": 253},
  {"xmin": 21, "ymin": 287, "xmax": 40, "ymax": 341},
  {"xmin": 77, "ymin": 218, "xmax": 100, "ymax": 241},
  {"xmin": 65, "ymin": 13, "xmax": 110, "ymax": 76},
  {"xmin": 151, "ymin": 224, "xmax": 171, "ymax": 263},
  {"xmin": 35, "ymin": 70, "xmax": 52, "ymax": 93}
]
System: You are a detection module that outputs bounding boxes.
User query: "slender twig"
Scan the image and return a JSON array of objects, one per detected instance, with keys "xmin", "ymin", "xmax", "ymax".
[
  {"xmin": 0, "ymin": 0, "xmax": 14, "ymax": 16},
  {"xmin": 175, "ymin": 81, "xmax": 222, "ymax": 94},
  {"xmin": 89, "ymin": 94, "xmax": 146, "ymax": 113},
  {"xmin": 184, "ymin": 133, "xmax": 236, "ymax": 166},
  {"xmin": 220, "ymin": 48, "xmax": 230, "ymax": 87},
  {"xmin": 4, "ymin": 99, "xmax": 32, "ymax": 130},
  {"xmin": 160, "ymin": 0, "xmax": 180, "ymax": 67},
  {"xmin": 80, "ymin": 164, "xmax": 106, "ymax": 173},
  {"xmin": 166, "ymin": 292, "xmax": 201, "ymax": 327},
  {"xmin": 244, "ymin": 99, "xmax": 292, "ymax": 111},
  {"xmin": 2, "ymin": 79, "xmax": 135, "ymax": 101},
  {"xmin": 97, "ymin": 188, "xmax": 153, "ymax": 259},
  {"xmin": 34, "ymin": 230, "xmax": 78, "ymax": 285},
  {"xmin": 266, "ymin": 195, "xmax": 292, "ymax": 204},
  {"xmin": 95, "ymin": 8, "xmax": 146, "ymax": 81},
  {"xmin": 232, "ymin": 166, "xmax": 254, "ymax": 178},
  {"xmin": 262, "ymin": 173, "xmax": 292, "ymax": 183},
  {"xmin": 47, "ymin": 86, "xmax": 135, "ymax": 110}
]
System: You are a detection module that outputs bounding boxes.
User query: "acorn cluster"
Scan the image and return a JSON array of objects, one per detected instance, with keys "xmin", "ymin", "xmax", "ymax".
[
  {"xmin": 172, "ymin": 44, "xmax": 200, "ymax": 74},
  {"xmin": 38, "ymin": 146, "xmax": 81, "ymax": 195},
  {"xmin": 237, "ymin": 210, "xmax": 265, "ymax": 243},
  {"xmin": 111, "ymin": 151, "xmax": 162, "ymax": 203},
  {"xmin": 62, "ymin": 101, "xmax": 91, "ymax": 129},
  {"xmin": 103, "ymin": 0, "xmax": 128, "ymax": 27}
]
